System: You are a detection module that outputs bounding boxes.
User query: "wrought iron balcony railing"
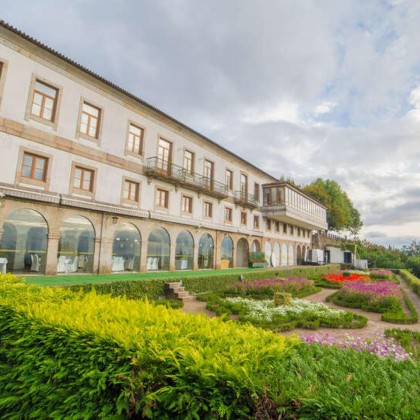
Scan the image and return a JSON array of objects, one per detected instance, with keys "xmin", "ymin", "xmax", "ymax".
[
  {"xmin": 145, "ymin": 157, "xmax": 229, "ymax": 199},
  {"xmin": 233, "ymin": 190, "xmax": 260, "ymax": 209}
]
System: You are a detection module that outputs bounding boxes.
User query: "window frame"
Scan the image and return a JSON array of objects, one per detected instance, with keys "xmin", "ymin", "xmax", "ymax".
[
  {"xmin": 224, "ymin": 206, "xmax": 233, "ymax": 224},
  {"xmin": 181, "ymin": 194, "xmax": 193, "ymax": 215},
  {"xmin": 253, "ymin": 215, "xmax": 260, "ymax": 230},
  {"xmin": 125, "ymin": 121, "xmax": 145, "ymax": 158},
  {"xmin": 203, "ymin": 200, "xmax": 213, "ymax": 219},
  {"xmin": 0, "ymin": 59, "xmax": 9, "ymax": 109},
  {"xmin": 121, "ymin": 177, "xmax": 141, "ymax": 206},
  {"xmin": 25, "ymin": 74, "xmax": 62, "ymax": 129},
  {"xmin": 76, "ymin": 98, "xmax": 103, "ymax": 142},
  {"xmin": 155, "ymin": 187, "xmax": 169, "ymax": 210},
  {"xmin": 183, "ymin": 150, "xmax": 195, "ymax": 174},
  {"xmin": 70, "ymin": 162, "xmax": 97, "ymax": 198},
  {"xmin": 240, "ymin": 211, "xmax": 247, "ymax": 227},
  {"xmin": 225, "ymin": 168, "xmax": 233, "ymax": 191},
  {"xmin": 15, "ymin": 147, "xmax": 52, "ymax": 190}
]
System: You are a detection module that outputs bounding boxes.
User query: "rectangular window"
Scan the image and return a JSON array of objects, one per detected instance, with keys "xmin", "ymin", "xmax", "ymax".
[
  {"xmin": 240, "ymin": 211, "xmax": 247, "ymax": 226},
  {"xmin": 275, "ymin": 221, "xmax": 280, "ymax": 233},
  {"xmin": 158, "ymin": 138, "xmax": 172, "ymax": 172},
  {"xmin": 297, "ymin": 227, "xmax": 301, "ymax": 237},
  {"xmin": 290, "ymin": 225, "xmax": 294, "ymax": 235},
  {"xmin": 73, "ymin": 166, "xmax": 94, "ymax": 192},
  {"xmin": 253, "ymin": 215, "xmax": 260, "ymax": 229},
  {"xmin": 225, "ymin": 169, "xmax": 233, "ymax": 191},
  {"xmin": 156, "ymin": 188, "xmax": 169, "ymax": 209},
  {"xmin": 31, "ymin": 80, "xmax": 58, "ymax": 122},
  {"xmin": 124, "ymin": 180, "xmax": 140, "ymax": 202},
  {"xmin": 240, "ymin": 173, "xmax": 248, "ymax": 194},
  {"xmin": 224, "ymin": 207, "xmax": 232, "ymax": 223},
  {"xmin": 254, "ymin": 183, "xmax": 260, "ymax": 201},
  {"xmin": 204, "ymin": 201, "xmax": 213, "ymax": 218},
  {"xmin": 22, "ymin": 152, "xmax": 47, "ymax": 181},
  {"xmin": 182, "ymin": 195, "xmax": 193, "ymax": 214},
  {"xmin": 204, "ymin": 160, "xmax": 214, "ymax": 188},
  {"xmin": 283, "ymin": 223, "xmax": 287, "ymax": 234},
  {"xmin": 79, "ymin": 102, "xmax": 101, "ymax": 138},
  {"xmin": 183, "ymin": 150, "xmax": 194, "ymax": 174},
  {"xmin": 127, "ymin": 124, "xmax": 144, "ymax": 156},
  {"xmin": 266, "ymin": 219, "xmax": 271, "ymax": 231}
]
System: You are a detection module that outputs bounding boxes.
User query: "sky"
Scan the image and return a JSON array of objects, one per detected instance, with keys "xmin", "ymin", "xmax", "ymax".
[{"xmin": 2, "ymin": 0, "xmax": 420, "ymax": 248}]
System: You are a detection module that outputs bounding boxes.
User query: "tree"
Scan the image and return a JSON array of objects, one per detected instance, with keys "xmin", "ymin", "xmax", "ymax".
[{"xmin": 303, "ymin": 178, "xmax": 363, "ymax": 234}]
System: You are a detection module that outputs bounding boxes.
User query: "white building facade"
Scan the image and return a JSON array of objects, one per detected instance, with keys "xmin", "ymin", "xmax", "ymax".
[{"xmin": 0, "ymin": 21, "xmax": 327, "ymax": 275}]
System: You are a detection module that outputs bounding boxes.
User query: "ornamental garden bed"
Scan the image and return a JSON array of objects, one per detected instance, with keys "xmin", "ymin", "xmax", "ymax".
[
  {"xmin": 313, "ymin": 269, "xmax": 398, "ymax": 288},
  {"xmin": 327, "ymin": 281, "xmax": 418, "ymax": 324}
]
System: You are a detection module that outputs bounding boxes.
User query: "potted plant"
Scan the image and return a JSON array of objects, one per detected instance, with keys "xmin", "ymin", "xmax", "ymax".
[
  {"xmin": 220, "ymin": 255, "xmax": 231, "ymax": 269},
  {"xmin": 248, "ymin": 251, "xmax": 268, "ymax": 268}
]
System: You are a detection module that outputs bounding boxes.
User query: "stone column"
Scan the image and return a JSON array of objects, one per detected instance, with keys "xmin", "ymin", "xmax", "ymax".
[
  {"xmin": 140, "ymin": 240, "xmax": 148, "ymax": 272},
  {"xmin": 169, "ymin": 243, "xmax": 176, "ymax": 272},
  {"xmin": 45, "ymin": 234, "xmax": 60, "ymax": 275}
]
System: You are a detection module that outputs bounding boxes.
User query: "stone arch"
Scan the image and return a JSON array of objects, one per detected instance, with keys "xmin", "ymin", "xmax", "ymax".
[
  {"xmin": 147, "ymin": 227, "xmax": 170, "ymax": 271},
  {"xmin": 281, "ymin": 243, "xmax": 288, "ymax": 266},
  {"xmin": 198, "ymin": 233, "xmax": 214, "ymax": 269},
  {"xmin": 236, "ymin": 237, "xmax": 249, "ymax": 268},
  {"xmin": 175, "ymin": 230, "xmax": 194, "ymax": 270},
  {"xmin": 112, "ymin": 222, "xmax": 141, "ymax": 271},
  {"xmin": 221, "ymin": 235, "xmax": 234, "ymax": 268},
  {"xmin": 288, "ymin": 244, "xmax": 295, "ymax": 266}
]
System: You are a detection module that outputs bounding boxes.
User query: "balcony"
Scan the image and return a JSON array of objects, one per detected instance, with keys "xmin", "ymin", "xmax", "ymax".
[
  {"xmin": 233, "ymin": 190, "xmax": 259, "ymax": 209},
  {"xmin": 262, "ymin": 183, "xmax": 328, "ymax": 231},
  {"xmin": 145, "ymin": 157, "xmax": 229, "ymax": 199}
]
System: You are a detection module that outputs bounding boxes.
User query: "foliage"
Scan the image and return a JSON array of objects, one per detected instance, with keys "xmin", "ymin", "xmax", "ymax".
[
  {"xmin": 224, "ymin": 277, "xmax": 320, "ymax": 299},
  {"xmin": 273, "ymin": 292, "xmax": 292, "ymax": 306},
  {"xmin": 301, "ymin": 332, "xmax": 411, "ymax": 361},
  {"xmin": 406, "ymin": 256, "xmax": 420, "ymax": 278},
  {"xmin": 212, "ymin": 297, "xmax": 367, "ymax": 330},
  {"xmin": 248, "ymin": 251, "xmax": 266, "ymax": 263},
  {"xmin": 355, "ymin": 239, "xmax": 405, "ymax": 269},
  {"xmin": 303, "ymin": 178, "xmax": 363, "ymax": 234},
  {"xmin": 0, "ymin": 276, "xmax": 300, "ymax": 418},
  {"xmin": 385, "ymin": 328, "xmax": 420, "ymax": 361}
]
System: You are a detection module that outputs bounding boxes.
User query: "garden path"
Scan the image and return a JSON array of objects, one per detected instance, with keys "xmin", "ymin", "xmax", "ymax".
[{"xmin": 182, "ymin": 276, "xmax": 420, "ymax": 341}]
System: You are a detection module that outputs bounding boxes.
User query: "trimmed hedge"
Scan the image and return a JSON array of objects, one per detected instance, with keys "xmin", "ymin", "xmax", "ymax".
[
  {"xmin": 67, "ymin": 265, "xmax": 339, "ymax": 299},
  {"xmin": 400, "ymin": 269, "xmax": 420, "ymax": 296}
]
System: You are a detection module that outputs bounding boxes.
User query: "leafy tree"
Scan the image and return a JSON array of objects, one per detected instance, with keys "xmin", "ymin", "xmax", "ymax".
[{"xmin": 303, "ymin": 178, "xmax": 363, "ymax": 234}]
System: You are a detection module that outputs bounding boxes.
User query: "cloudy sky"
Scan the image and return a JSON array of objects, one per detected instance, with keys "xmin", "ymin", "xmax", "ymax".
[{"xmin": 2, "ymin": 0, "xmax": 420, "ymax": 248}]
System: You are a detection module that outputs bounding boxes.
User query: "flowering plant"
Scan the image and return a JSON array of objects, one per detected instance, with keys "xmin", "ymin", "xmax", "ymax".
[{"xmin": 323, "ymin": 273, "xmax": 370, "ymax": 283}]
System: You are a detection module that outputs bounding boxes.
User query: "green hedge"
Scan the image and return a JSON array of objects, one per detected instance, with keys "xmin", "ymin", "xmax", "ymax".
[
  {"xmin": 67, "ymin": 265, "xmax": 339, "ymax": 300},
  {"xmin": 400, "ymin": 269, "xmax": 420, "ymax": 296}
]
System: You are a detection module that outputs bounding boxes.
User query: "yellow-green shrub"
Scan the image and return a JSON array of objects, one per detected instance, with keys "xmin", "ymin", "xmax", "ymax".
[{"xmin": 0, "ymin": 279, "xmax": 299, "ymax": 418}]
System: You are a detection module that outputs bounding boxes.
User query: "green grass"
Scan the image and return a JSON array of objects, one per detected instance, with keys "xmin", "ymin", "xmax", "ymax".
[{"xmin": 25, "ymin": 268, "xmax": 275, "ymax": 287}]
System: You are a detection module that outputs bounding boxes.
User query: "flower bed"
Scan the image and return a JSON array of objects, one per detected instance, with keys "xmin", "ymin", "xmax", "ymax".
[
  {"xmin": 209, "ymin": 297, "xmax": 367, "ymax": 330},
  {"xmin": 369, "ymin": 269, "xmax": 395, "ymax": 280},
  {"xmin": 324, "ymin": 273, "xmax": 370, "ymax": 283},
  {"xmin": 224, "ymin": 277, "xmax": 319, "ymax": 299},
  {"xmin": 301, "ymin": 333, "xmax": 410, "ymax": 362}
]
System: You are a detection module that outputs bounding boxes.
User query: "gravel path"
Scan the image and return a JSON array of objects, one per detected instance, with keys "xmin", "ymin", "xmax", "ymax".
[{"xmin": 182, "ymin": 276, "xmax": 420, "ymax": 341}]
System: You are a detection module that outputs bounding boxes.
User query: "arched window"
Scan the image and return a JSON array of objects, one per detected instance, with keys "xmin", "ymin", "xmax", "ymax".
[
  {"xmin": 236, "ymin": 238, "xmax": 249, "ymax": 268},
  {"xmin": 288, "ymin": 244, "xmax": 294, "ymax": 266},
  {"xmin": 281, "ymin": 243, "xmax": 288, "ymax": 266},
  {"xmin": 112, "ymin": 223, "xmax": 141, "ymax": 272},
  {"xmin": 198, "ymin": 233, "xmax": 214, "ymax": 269},
  {"xmin": 264, "ymin": 242, "xmax": 272, "ymax": 266},
  {"xmin": 221, "ymin": 236, "xmax": 233, "ymax": 268},
  {"xmin": 251, "ymin": 240, "xmax": 260, "ymax": 252},
  {"xmin": 147, "ymin": 228, "xmax": 170, "ymax": 271},
  {"xmin": 272, "ymin": 242, "xmax": 280, "ymax": 267},
  {"xmin": 58, "ymin": 215, "xmax": 94, "ymax": 273},
  {"xmin": 0, "ymin": 209, "xmax": 48, "ymax": 274},
  {"xmin": 175, "ymin": 230, "xmax": 194, "ymax": 270}
]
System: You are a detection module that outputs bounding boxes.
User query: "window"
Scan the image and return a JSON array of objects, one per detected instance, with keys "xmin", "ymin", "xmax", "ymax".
[
  {"xmin": 73, "ymin": 166, "xmax": 94, "ymax": 192},
  {"xmin": 127, "ymin": 123, "xmax": 144, "ymax": 156},
  {"xmin": 183, "ymin": 150, "xmax": 194, "ymax": 174},
  {"xmin": 156, "ymin": 188, "xmax": 169, "ymax": 209},
  {"xmin": 266, "ymin": 219, "xmax": 271, "ymax": 231},
  {"xmin": 30, "ymin": 80, "xmax": 58, "ymax": 122},
  {"xmin": 240, "ymin": 173, "xmax": 248, "ymax": 194},
  {"xmin": 275, "ymin": 221, "xmax": 280, "ymax": 233},
  {"xmin": 157, "ymin": 138, "xmax": 172, "ymax": 172},
  {"xmin": 225, "ymin": 169, "xmax": 233, "ymax": 191},
  {"xmin": 240, "ymin": 212, "xmax": 247, "ymax": 226},
  {"xmin": 283, "ymin": 223, "xmax": 287, "ymax": 234},
  {"xmin": 297, "ymin": 227, "xmax": 301, "ymax": 237},
  {"xmin": 181, "ymin": 195, "xmax": 193, "ymax": 214},
  {"xmin": 290, "ymin": 225, "xmax": 294, "ymax": 235},
  {"xmin": 204, "ymin": 160, "xmax": 214, "ymax": 188},
  {"xmin": 0, "ymin": 60, "xmax": 8, "ymax": 107},
  {"xmin": 124, "ymin": 180, "xmax": 140, "ymax": 202},
  {"xmin": 224, "ymin": 207, "xmax": 232, "ymax": 223},
  {"xmin": 253, "ymin": 215, "xmax": 260, "ymax": 229},
  {"xmin": 79, "ymin": 102, "xmax": 101, "ymax": 139},
  {"xmin": 22, "ymin": 152, "xmax": 47, "ymax": 181},
  {"xmin": 254, "ymin": 183, "xmax": 260, "ymax": 201},
  {"xmin": 204, "ymin": 201, "xmax": 213, "ymax": 218}
]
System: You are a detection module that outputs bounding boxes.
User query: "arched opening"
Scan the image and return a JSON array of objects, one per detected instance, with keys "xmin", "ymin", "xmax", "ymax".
[
  {"xmin": 264, "ymin": 242, "xmax": 272, "ymax": 267},
  {"xmin": 198, "ymin": 233, "xmax": 214, "ymax": 269},
  {"xmin": 272, "ymin": 242, "xmax": 280, "ymax": 267},
  {"xmin": 58, "ymin": 215, "xmax": 94, "ymax": 273},
  {"xmin": 251, "ymin": 240, "xmax": 260, "ymax": 253},
  {"xmin": 221, "ymin": 235, "xmax": 233, "ymax": 268},
  {"xmin": 302, "ymin": 245, "xmax": 307, "ymax": 263},
  {"xmin": 236, "ymin": 238, "xmax": 249, "ymax": 268},
  {"xmin": 112, "ymin": 223, "xmax": 141, "ymax": 272},
  {"xmin": 175, "ymin": 230, "xmax": 194, "ymax": 270},
  {"xmin": 0, "ymin": 209, "xmax": 48, "ymax": 274},
  {"xmin": 296, "ymin": 245, "xmax": 302, "ymax": 265},
  {"xmin": 147, "ymin": 227, "xmax": 170, "ymax": 271},
  {"xmin": 288, "ymin": 244, "xmax": 295, "ymax": 266},
  {"xmin": 281, "ymin": 243, "xmax": 288, "ymax": 266}
]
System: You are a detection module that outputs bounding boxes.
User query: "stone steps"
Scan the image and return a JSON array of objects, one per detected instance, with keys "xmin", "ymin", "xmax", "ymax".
[{"xmin": 165, "ymin": 282, "xmax": 193, "ymax": 301}]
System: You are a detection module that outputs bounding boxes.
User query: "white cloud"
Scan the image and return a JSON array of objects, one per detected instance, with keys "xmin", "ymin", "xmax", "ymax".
[{"xmin": 241, "ymin": 101, "xmax": 301, "ymax": 125}]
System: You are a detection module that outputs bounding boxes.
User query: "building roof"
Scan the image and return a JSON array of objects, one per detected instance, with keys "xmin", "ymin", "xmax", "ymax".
[{"xmin": 0, "ymin": 20, "xmax": 278, "ymax": 182}]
